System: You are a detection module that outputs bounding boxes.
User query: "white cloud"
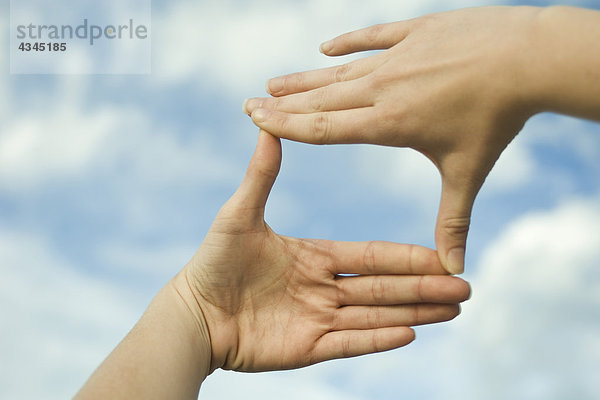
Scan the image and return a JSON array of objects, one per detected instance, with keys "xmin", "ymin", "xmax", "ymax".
[
  {"xmin": 0, "ymin": 229, "xmax": 144, "ymax": 400},
  {"xmin": 484, "ymin": 137, "xmax": 536, "ymax": 192},
  {"xmin": 525, "ymin": 113, "xmax": 600, "ymax": 168},
  {"xmin": 0, "ymin": 106, "xmax": 114, "ymax": 188},
  {"xmin": 356, "ymin": 145, "xmax": 440, "ymax": 209},
  {"xmin": 0, "ymin": 97, "xmax": 239, "ymax": 193},
  {"xmin": 264, "ymin": 188, "xmax": 309, "ymax": 234},
  {"xmin": 96, "ymin": 240, "xmax": 197, "ymax": 282}
]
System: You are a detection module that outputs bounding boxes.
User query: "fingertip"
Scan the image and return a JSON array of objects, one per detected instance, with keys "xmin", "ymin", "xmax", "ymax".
[
  {"xmin": 448, "ymin": 276, "xmax": 471, "ymax": 302},
  {"xmin": 319, "ymin": 40, "xmax": 333, "ymax": 54},
  {"xmin": 464, "ymin": 281, "xmax": 472, "ymax": 301},
  {"xmin": 451, "ymin": 303, "xmax": 461, "ymax": 319},
  {"xmin": 440, "ymin": 304, "xmax": 461, "ymax": 322},
  {"xmin": 266, "ymin": 77, "xmax": 284, "ymax": 96},
  {"xmin": 244, "ymin": 98, "xmax": 262, "ymax": 115},
  {"xmin": 392, "ymin": 327, "xmax": 416, "ymax": 349},
  {"xmin": 251, "ymin": 108, "xmax": 270, "ymax": 124},
  {"xmin": 407, "ymin": 327, "xmax": 416, "ymax": 343},
  {"xmin": 446, "ymin": 248, "xmax": 465, "ymax": 275}
]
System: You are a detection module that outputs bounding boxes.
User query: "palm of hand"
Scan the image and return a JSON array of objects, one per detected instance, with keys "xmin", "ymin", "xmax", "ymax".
[
  {"xmin": 185, "ymin": 132, "xmax": 470, "ymax": 373},
  {"xmin": 194, "ymin": 218, "xmax": 342, "ymax": 372}
]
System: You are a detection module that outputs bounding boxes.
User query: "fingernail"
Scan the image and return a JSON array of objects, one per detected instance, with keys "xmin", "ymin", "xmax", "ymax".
[
  {"xmin": 243, "ymin": 98, "xmax": 259, "ymax": 115},
  {"xmin": 266, "ymin": 78, "xmax": 283, "ymax": 95},
  {"xmin": 251, "ymin": 108, "xmax": 270, "ymax": 123},
  {"xmin": 320, "ymin": 40, "xmax": 333, "ymax": 54},
  {"xmin": 447, "ymin": 248, "xmax": 465, "ymax": 275}
]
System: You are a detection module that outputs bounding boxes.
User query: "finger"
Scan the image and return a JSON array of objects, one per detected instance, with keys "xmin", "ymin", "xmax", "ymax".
[
  {"xmin": 312, "ymin": 327, "xmax": 415, "ymax": 363},
  {"xmin": 319, "ymin": 21, "xmax": 412, "ymax": 56},
  {"xmin": 245, "ymin": 78, "xmax": 374, "ymax": 116},
  {"xmin": 233, "ymin": 130, "xmax": 282, "ymax": 210},
  {"xmin": 336, "ymin": 275, "xmax": 471, "ymax": 306},
  {"xmin": 250, "ymin": 108, "xmax": 380, "ymax": 145},
  {"xmin": 435, "ymin": 177, "xmax": 479, "ymax": 275},
  {"xmin": 311, "ymin": 241, "xmax": 447, "ymax": 276},
  {"xmin": 264, "ymin": 55, "xmax": 384, "ymax": 97},
  {"xmin": 332, "ymin": 304, "xmax": 461, "ymax": 331}
]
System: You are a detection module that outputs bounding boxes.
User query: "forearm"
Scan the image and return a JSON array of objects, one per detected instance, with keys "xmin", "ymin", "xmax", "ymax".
[
  {"xmin": 528, "ymin": 6, "xmax": 600, "ymax": 121},
  {"xmin": 75, "ymin": 271, "xmax": 212, "ymax": 400}
]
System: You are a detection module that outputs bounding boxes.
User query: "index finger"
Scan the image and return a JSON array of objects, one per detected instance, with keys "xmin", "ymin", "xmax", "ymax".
[
  {"xmin": 319, "ymin": 21, "xmax": 413, "ymax": 56},
  {"xmin": 266, "ymin": 53, "xmax": 384, "ymax": 97},
  {"xmin": 308, "ymin": 240, "xmax": 448, "ymax": 276}
]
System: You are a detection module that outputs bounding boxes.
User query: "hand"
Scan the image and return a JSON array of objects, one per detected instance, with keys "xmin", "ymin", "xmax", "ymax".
[
  {"xmin": 243, "ymin": 6, "xmax": 546, "ymax": 274},
  {"xmin": 180, "ymin": 130, "xmax": 471, "ymax": 373}
]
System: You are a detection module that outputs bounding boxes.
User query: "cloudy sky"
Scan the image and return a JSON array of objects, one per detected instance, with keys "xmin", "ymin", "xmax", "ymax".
[{"xmin": 1, "ymin": 0, "xmax": 599, "ymax": 399}]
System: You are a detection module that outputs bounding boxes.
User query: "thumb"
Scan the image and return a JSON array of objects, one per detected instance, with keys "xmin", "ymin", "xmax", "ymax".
[
  {"xmin": 233, "ymin": 130, "xmax": 282, "ymax": 213},
  {"xmin": 435, "ymin": 178, "xmax": 477, "ymax": 275}
]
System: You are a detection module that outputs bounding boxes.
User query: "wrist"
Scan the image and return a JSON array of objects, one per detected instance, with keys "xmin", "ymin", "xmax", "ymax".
[
  {"xmin": 168, "ymin": 268, "xmax": 213, "ymax": 378},
  {"xmin": 524, "ymin": 5, "xmax": 566, "ymax": 115},
  {"xmin": 178, "ymin": 261, "xmax": 241, "ymax": 372},
  {"xmin": 525, "ymin": 6, "xmax": 600, "ymax": 120},
  {"xmin": 495, "ymin": 6, "xmax": 547, "ymax": 119}
]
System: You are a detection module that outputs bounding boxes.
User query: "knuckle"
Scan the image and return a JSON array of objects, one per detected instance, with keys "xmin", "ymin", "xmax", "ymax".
[
  {"xmin": 334, "ymin": 278, "xmax": 346, "ymax": 304},
  {"xmin": 253, "ymin": 162, "xmax": 278, "ymax": 181},
  {"xmin": 442, "ymin": 217, "xmax": 471, "ymax": 240},
  {"xmin": 275, "ymin": 111, "xmax": 289, "ymax": 132},
  {"xmin": 280, "ymin": 75, "xmax": 291, "ymax": 93},
  {"xmin": 333, "ymin": 63, "xmax": 350, "ymax": 83},
  {"xmin": 268, "ymin": 97, "xmax": 283, "ymax": 111},
  {"xmin": 341, "ymin": 335, "xmax": 352, "ymax": 357},
  {"xmin": 414, "ymin": 14, "xmax": 435, "ymax": 30},
  {"xmin": 406, "ymin": 244, "xmax": 415, "ymax": 275},
  {"xmin": 371, "ymin": 276, "xmax": 387, "ymax": 304},
  {"xmin": 311, "ymin": 113, "xmax": 332, "ymax": 144},
  {"xmin": 414, "ymin": 276, "xmax": 425, "ymax": 302},
  {"xmin": 365, "ymin": 23, "xmax": 385, "ymax": 43},
  {"xmin": 309, "ymin": 88, "xmax": 328, "ymax": 112},
  {"xmin": 370, "ymin": 104, "xmax": 398, "ymax": 142},
  {"xmin": 366, "ymin": 307, "xmax": 383, "ymax": 328},
  {"xmin": 365, "ymin": 71, "xmax": 382, "ymax": 91},
  {"xmin": 371, "ymin": 329, "xmax": 381, "ymax": 353},
  {"xmin": 413, "ymin": 305, "xmax": 421, "ymax": 324},
  {"xmin": 285, "ymin": 72, "xmax": 304, "ymax": 92},
  {"xmin": 362, "ymin": 241, "xmax": 377, "ymax": 273},
  {"xmin": 331, "ymin": 309, "xmax": 342, "ymax": 330},
  {"xmin": 364, "ymin": 73, "xmax": 384, "ymax": 98}
]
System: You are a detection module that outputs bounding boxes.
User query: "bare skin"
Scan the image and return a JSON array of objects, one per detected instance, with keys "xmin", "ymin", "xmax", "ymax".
[
  {"xmin": 243, "ymin": 6, "xmax": 600, "ymax": 274},
  {"xmin": 76, "ymin": 131, "xmax": 471, "ymax": 399}
]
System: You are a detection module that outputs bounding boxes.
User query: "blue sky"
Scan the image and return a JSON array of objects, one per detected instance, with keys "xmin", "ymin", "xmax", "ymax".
[{"xmin": 1, "ymin": 1, "xmax": 599, "ymax": 399}]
